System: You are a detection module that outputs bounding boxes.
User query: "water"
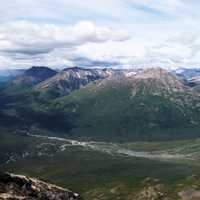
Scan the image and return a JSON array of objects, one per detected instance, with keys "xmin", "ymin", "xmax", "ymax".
[{"xmin": 28, "ymin": 133, "xmax": 187, "ymax": 161}]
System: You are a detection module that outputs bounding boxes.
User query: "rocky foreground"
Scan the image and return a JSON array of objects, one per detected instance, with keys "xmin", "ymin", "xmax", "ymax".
[
  {"xmin": 1, "ymin": 172, "xmax": 200, "ymax": 199},
  {"xmin": 0, "ymin": 172, "xmax": 81, "ymax": 200}
]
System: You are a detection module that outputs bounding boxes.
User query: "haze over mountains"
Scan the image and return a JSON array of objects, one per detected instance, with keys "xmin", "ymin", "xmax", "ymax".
[{"xmin": 1, "ymin": 66, "xmax": 200, "ymax": 141}]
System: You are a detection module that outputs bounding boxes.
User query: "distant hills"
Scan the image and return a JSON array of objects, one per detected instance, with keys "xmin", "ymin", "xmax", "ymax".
[
  {"xmin": 174, "ymin": 68, "xmax": 200, "ymax": 79},
  {"xmin": 1, "ymin": 66, "xmax": 200, "ymax": 141},
  {"xmin": 0, "ymin": 69, "xmax": 25, "ymax": 85},
  {"xmin": 0, "ymin": 68, "xmax": 25, "ymax": 77},
  {"xmin": 2, "ymin": 66, "xmax": 57, "ymax": 94}
]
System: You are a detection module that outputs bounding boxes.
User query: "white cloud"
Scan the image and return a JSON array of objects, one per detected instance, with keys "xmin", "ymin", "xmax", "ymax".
[
  {"xmin": 1, "ymin": 0, "xmax": 200, "ymax": 69},
  {"xmin": 0, "ymin": 21, "xmax": 129, "ymax": 56}
]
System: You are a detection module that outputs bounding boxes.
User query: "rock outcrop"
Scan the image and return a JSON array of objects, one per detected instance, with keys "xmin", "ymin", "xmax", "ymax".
[{"xmin": 0, "ymin": 172, "xmax": 81, "ymax": 200}]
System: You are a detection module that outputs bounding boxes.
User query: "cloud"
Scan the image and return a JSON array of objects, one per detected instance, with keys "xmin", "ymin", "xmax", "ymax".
[
  {"xmin": 70, "ymin": 57, "xmax": 121, "ymax": 68},
  {"xmin": 0, "ymin": 21, "xmax": 130, "ymax": 57},
  {"xmin": 1, "ymin": 0, "xmax": 200, "ymax": 69}
]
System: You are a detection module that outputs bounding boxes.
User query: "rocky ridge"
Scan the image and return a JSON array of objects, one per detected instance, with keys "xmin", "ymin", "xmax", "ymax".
[
  {"xmin": 0, "ymin": 172, "xmax": 81, "ymax": 200},
  {"xmin": 34, "ymin": 67, "xmax": 121, "ymax": 97}
]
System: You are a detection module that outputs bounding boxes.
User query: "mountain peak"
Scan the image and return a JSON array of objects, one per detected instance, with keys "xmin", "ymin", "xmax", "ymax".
[
  {"xmin": 25, "ymin": 66, "xmax": 57, "ymax": 78},
  {"xmin": 4, "ymin": 66, "xmax": 58, "ymax": 93},
  {"xmin": 129, "ymin": 67, "xmax": 192, "ymax": 96}
]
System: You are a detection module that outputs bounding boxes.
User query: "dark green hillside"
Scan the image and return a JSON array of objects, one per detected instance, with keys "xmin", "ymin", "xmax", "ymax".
[
  {"xmin": 1, "ymin": 68, "xmax": 200, "ymax": 141},
  {"xmin": 51, "ymin": 69, "xmax": 200, "ymax": 141},
  {"xmin": 0, "ymin": 89, "xmax": 76, "ymax": 133}
]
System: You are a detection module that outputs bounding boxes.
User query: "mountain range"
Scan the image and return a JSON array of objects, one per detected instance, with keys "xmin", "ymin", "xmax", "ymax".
[{"xmin": 1, "ymin": 66, "xmax": 200, "ymax": 141}]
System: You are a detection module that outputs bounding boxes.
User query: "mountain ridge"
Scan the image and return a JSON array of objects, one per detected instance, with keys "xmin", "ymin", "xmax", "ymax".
[{"xmin": 34, "ymin": 67, "xmax": 119, "ymax": 98}]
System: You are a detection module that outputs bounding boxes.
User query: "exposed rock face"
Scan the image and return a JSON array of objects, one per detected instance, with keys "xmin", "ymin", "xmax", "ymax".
[
  {"xmin": 130, "ymin": 67, "xmax": 191, "ymax": 96},
  {"xmin": 0, "ymin": 172, "xmax": 81, "ymax": 200},
  {"xmin": 87, "ymin": 67, "xmax": 194, "ymax": 96},
  {"xmin": 34, "ymin": 66, "xmax": 143, "ymax": 97},
  {"xmin": 134, "ymin": 184, "xmax": 171, "ymax": 200}
]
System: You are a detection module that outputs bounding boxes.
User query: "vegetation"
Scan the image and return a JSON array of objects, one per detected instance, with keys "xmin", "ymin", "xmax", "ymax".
[
  {"xmin": 1, "ymin": 67, "xmax": 200, "ymax": 142},
  {"xmin": 2, "ymin": 131, "xmax": 200, "ymax": 199},
  {"xmin": 2, "ymin": 67, "xmax": 200, "ymax": 199},
  {"xmin": 50, "ymin": 80, "xmax": 200, "ymax": 141}
]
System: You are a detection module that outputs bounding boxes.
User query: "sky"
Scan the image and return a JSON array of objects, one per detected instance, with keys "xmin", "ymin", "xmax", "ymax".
[{"xmin": 1, "ymin": 0, "xmax": 200, "ymax": 69}]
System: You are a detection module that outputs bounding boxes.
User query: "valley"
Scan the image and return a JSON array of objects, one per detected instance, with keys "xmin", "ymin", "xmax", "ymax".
[
  {"xmin": 1, "ymin": 66, "xmax": 200, "ymax": 199},
  {"xmin": 1, "ymin": 130, "xmax": 200, "ymax": 199}
]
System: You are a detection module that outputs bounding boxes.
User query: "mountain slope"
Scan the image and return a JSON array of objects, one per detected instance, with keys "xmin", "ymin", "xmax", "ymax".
[{"xmin": 52, "ymin": 68, "xmax": 200, "ymax": 141}]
